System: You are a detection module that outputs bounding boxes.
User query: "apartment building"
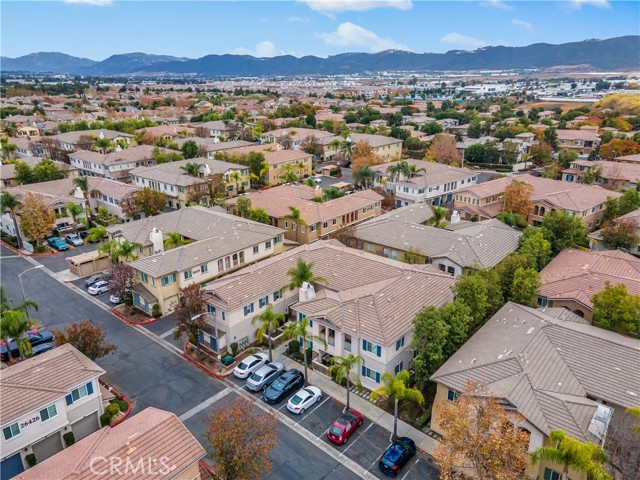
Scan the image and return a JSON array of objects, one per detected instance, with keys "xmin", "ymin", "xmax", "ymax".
[
  {"xmin": 431, "ymin": 302, "xmax": 639, "ymax": 480},
  {"xmin": 316, "ymin": 133, "xmax": 403, "ymax": 163},
  {"xmin": 227, "ymin": 145, "xmax": 313, "ymax": 186},
  {"xmin": 174, "ymin": 138, "xmax": 252, "ymax": 158},
  {"xmin": 454, "ymin": 174, "xmax": 621, "ymax": 231},
  {"xmin": 562, "ymin": 159, "xmax": 639, "ymax": 191},
  {"xmin": 262, "ymin": 128, "xmax": 335, "ymax": 150},
  {"xmin": 556, "ymin": 129, "xmax": 600, "ymax": 155},
  {"xmin": 52, "ymin": 130, "xmax": 133, "ymax": 152},
  {"xmin": 202, "ymin": 240, "xmax": 456, "ymax": 389},
  {"xmin": 226, "ymin": 184, "xmax": 383, "ymax": 244},
  {"xmin": 68, "ymin": 145, "xmax": 160, "ymax": 181},
  {"xmin": 0, "ymin": 345, "xmax": 106, "ymax": 480}
]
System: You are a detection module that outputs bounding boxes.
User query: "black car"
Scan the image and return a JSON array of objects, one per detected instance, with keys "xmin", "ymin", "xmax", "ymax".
[
  {"xmin": 378, "ymin": 437, "xmax": 416, "ymax": 477},
  {"xmin": 85, "ymin": 274, "xmax": 107, "ymax": 288},
  {"xmin": 31, "ymin": 342, "xmax": 55, "ymax": 356},
  {"xmin": 0, "ymin": 340, "xmax": 19, "ymax": 362},
  {"xmin": 262, "ymin": 369, "xmax": 304, "ymax": 404},
  {"xmin": 1, "ymin": 330, "xmax": 55, "ymax": 362}
]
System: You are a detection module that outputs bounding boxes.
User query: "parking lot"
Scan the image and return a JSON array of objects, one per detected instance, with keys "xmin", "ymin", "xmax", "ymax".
[{"xmin": 36, "ymin": 241, "xmax": 98, "ymax": 273}]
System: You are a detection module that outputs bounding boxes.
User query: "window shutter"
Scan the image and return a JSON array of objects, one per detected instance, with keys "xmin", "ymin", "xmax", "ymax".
[
  {"xmin": 375, "ymin": 372, "xmax": 381, "ymax": 383},
  {"xmin": 361, "ymin": 365, "xmax": 366, "ymax": 376},
  {"xmin": 198, "ymin": 331, "xmax": 204, "ymax": 343},
  {"xmin": 362, "ymin": 339, "xmax": 367, "ymax": 350},
  {"xmin": 86, "ymin": 382, "xmax": 94, "ymax": 395},
  {"xmin": 66, "ymin": 394, "xmax": 73, "ymax": 406},
  {"xmin": 210, "ymin": 337, "xmax": 218, "ymax": 351},
  {"xmin": 376, "ymin": 345, "xmax": 382, "ymax": 357}
]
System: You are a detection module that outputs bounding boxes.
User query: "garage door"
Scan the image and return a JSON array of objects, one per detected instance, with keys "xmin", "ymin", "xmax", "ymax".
[
  {"xmin": 31, "ymin": 432, "xmax": 63, "ymax": 464},
  {"xmin": 72, "ymin": 413, "xmax": 100, "ymax": 442},
  {"xmin": 1, "ymin": 452, "xmax": 25, "ymax": 480}
]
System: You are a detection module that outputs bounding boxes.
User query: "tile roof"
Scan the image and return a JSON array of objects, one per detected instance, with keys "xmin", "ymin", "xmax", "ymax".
[
  {"xmin": 10, "ymin": 177, "xmax": 139, "ymax": 202},
  {"xmin": 263, "ymin": 128, "xmax": 335, "ymax": 142},
  {"xmin": 226, "ymin": 145, "xmax": 313, "ymax": 166},
  {"xmin": 539, "ymin": 249, "xmax": 640, "ymax": 309},
  {"xmin": 431, "ymin": 302, "xmax": 640, "ymax": 441},
  {"xmin": 371, "ymin": 159, "xmax": 477, "ymax": 188},
  {"xmin": 0, "ymin": 344, "xmax": 105, "ymax": 425},
  {"xmin": 366, "ymin": 204, "xmax": 434, "ymax": 225},
  {"xmin": 316, "ymin": 133, "xmax": 402, "ymax": 148},
  {"xmin": 53, "ymin": 129, "xmax": 133, "ymax": 144},
  {"xmin": 173, "ymin": 138, "xmax": 252, "ymax": 151},
  {"xmin": 353, "ymin": 218, "xmax": 521, "ymax": 269},
  {"xmin": 69, "ymin": 145, "xmax": 160, "ymax": 166},
  {"xmin": 130, "ymin": 157, "xmax": 246, "ymax": 186},
  {"xmin": 556, "ymin": 129, "xmax": 600, "ymax": 142},
  {"xmin": 15, "ymin": 407, "xmax": 206, "ymax": 480},
  {"xmin": 565, "ymin": 160, "xmax": 640, "ymax": 182}
]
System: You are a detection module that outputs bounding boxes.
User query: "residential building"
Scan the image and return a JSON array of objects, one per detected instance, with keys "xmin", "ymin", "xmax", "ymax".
[
  {"xmin": 315, "ymin": 133, "xmax": 402, "ymax": 162},
  {"xmin": 350, "ymin": 217, "xmax": 521, "ymax": 276},
  {"xmin": 202, "ymin": 240, "xmax": 456, "ymax": 389},
  {"xmin": 198, "ymin": 120, "xmax": 234, "ymax": 139},
  {"xmin": 430, "ymin": 302, "xmax": 640, "ymax": 480},
  {"xmin": 137, "ymin": 124, "xmax": 195, "ymax": 140},
  {"xmin": 455, "ymin": 136, "xmax": 500, "ymax": 158},
  {"xmin": 556, "ymin": 129, "xmax": 600, "ymax": 155},
  {"xmin": 561, "ymin": 159, "xmax": 639, "ymax": 191},
  {"xmin": 262, "ymin": 128, "xmax": 335, "ymax": 150},
  {"xmin": 52, "ymin": 130, "xmax": 133, "ymax": 152},
  {"xmin": 537, "ymin": 248, "xmax": 640, "ymax": 320},
  {"xmin": 16, "ymin": 125, "xmax": 39, "ymax": 139},
  {"xmin": 616, "ymin": 153, "xmax": 640, "ymax": 164},
  {"xmin": 454, "ymin": 174, "xmax": 621, "ymax": 231},
  {"xmin": 108, "ymin": 207, "xmax": 285, "ymax": 315},
  {"xmin": 588, "ymin": 207, "xmax": 640, "ymax": 257},
  {"xmin": 174, "ymin": 138, "xmax": 252, "ymax": 158},
  {"xmin": 226, "ymin": 184, "xmax": 383, "ymax": 244},
  {"xmin": 68, "ymin": 145, "xmax": 161, "ymax": 181},
  {"xmin": 6, "ymin": 138, "xmax": 47, "ymax": 158},
  {"xmin": 228, "ymin": 145, "xmax": 313, "ymax": 186},
  {"xmin": 0, "ymin": 157, "xmax": 77, "ymax": 187},
  {"xmin": 130, "ymin": 158, "xmax": 249, "ymax": 208},
  {"xmin": 0, "ymin": 345, "xmax": 106, "ymax": 480},
  {"xmin": 371, "ymin": 159, "xmax": 478, "ymax": 207},
  {"xmin": 15, "ymin": 407, "xmax": 206, "ymax": 480}
]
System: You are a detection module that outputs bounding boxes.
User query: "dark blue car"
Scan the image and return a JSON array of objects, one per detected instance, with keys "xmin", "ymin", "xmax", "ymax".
[
  {"xmin": 1, "ymin": 330, "xmax": 54, "ymax": 362},
  {"xmin": 262, "ymin": 369, "xmax": 304, "ymax": 404},
  {"xmin": 378, "ymin": 437, "xmax": 416, "ymax": 477}
]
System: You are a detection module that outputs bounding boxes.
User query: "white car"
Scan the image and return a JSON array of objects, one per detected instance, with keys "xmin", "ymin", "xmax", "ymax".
[
  {"xmin": 88, "ymin": 280, "xmax": 109, "ymax": 295},
  {"xmin": 109, "ymin": 294, "xmax": 122, "ymax": 304},
  {"xmin": 246, "ymin": 362, "xmax": 285, "ymax": 392},
  {"xmin": 233, "ymin": 352, "xmax": 269, "ymax": 379},
  {"xmin": 286, "ymin": 386, "xmax": 322, "ymax": 414}
]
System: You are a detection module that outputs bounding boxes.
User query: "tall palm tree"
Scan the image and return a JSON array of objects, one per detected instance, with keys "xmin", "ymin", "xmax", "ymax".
[
  {"xmin": 295, "ymin": 160, "xmax": 307, "ymax": 177},
  {"xmin": 252, "ymin": 304, "xmax": 285, "ymax": 362},
  {"xmin": 531, "ymin": 429, "xmax": 611, "ymax": 480},
  {"xmin": 328, "ymin": 139, "xmax": 342, "ymax": 161},
  {"xmin": 371, "ymin": 370, "xmax": 424, "ymax": 441},
  {"xmin": 279, "ymin": 163, "xmax": 298, "ymax": 184},
  {"xmin": 2, "ymin": 309, "xmax": 36, "ymax": 360},
  {"xmin": 164, "ymin": 231, "xmax": 189, "ymax": 250},
  {"xmin": 180, "ymin": 162, "xmax": 201, "ymax": 177},
  {"xmin": 428, "ymin": 205, "xmax": 448, "ymax": 229},
  {"xmin": 98, "ymin": 239, "xmax": 141, "ymax": 263},
  {"xmin": 258, "ymin": 161, "xmax": 270, "ymax": 183},
  {"xmin": 229, "ymin": 171, "xmax": 242, "ymax": 194},
  {"xmin": 386, "ymin": 163, "xmax": 403, "ymax": 182},
  {"xmin": 85, "ymin": 224, "xmax": 107, "ymax": 245},
  {"xmin": 283, "ymin": 316, "xmax": 327, "ymax": 386},
  {"xmin": 353, "ymin": 165, "xmax": 375, "ymax": 190},
  {"xmin": 407, "ymin": 163, "xmax": 425, "ymax": 178},
  {"xmin": 0, "ymin": 285, "xmax": 38, "ymax": 316},
  {"xmin": 285, "ymin": 258, "xmax": 328, "ymax": 291},
  {"xmin": 65, "ymin": 202, "xmax": 85, "ymax": 234},
  {"xmin": 1, "ymin": 191, "xmax": 23, "ymax": 249},
  {"xmin": 328, "ymin": 354, "xmax": 364, "ymax": 411},
  {"xmin": 341, "ymin": 137, "xmax": 354, "ymax": 163},
  {"xmin": 71, "ymin": 176, "xmax": 101, "ymax": 223},
  {"xmin": 283, "ymin": 206, "xmax": 307, "ymax": 243}
]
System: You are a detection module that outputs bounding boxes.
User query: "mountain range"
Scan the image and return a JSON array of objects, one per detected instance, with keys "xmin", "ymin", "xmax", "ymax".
[{"xmin": 2, "ymin": 36, "xmax": 638, "ymax": 77}]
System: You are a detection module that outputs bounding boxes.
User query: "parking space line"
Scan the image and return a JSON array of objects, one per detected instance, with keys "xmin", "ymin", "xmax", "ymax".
[
  {"xmin": 341, "ymin": 421, "xmax": 374, "ymax": 456},
  {"xmin": 297, "ymin": 394, "xmax": 331, "ymax": 423},
  {"xmin": 400, "ymin": 458, "xmax": 420, "ymax": 480},
  {"xmin": 178, "ymin": 388, "xmax": 231, "ymax": 421},
  {"xmin": 159, "ymin": 328, "xmax": 175, "ymax": 339}
]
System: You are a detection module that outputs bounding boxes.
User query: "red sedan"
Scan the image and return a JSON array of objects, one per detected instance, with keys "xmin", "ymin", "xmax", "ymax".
[{"xmin": 326, "ymin": 408, "xmax": 363, "ymax": 445}]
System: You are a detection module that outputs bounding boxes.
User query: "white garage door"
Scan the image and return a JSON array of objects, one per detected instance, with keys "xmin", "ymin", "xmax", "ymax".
[
  {"xmin": 31, "ymin": 432, "xmax": 63, "ymax": 464},
  {"xmin": 71, "ymin": 413, "xmax": 100, "ymax": 442}
]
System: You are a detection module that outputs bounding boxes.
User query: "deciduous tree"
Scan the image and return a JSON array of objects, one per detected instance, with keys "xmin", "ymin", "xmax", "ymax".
[
  {"xmin": 351, "ymin": 141, "xmax": 383, "ymax": 169},
  {"xmin": 181, "ymin": 140, "xmax": 199, "ymax": 159},
  {"xmin": 52, "ymin": 320, "xmax": 117, "ymax": 360},
  {"xmin": 592, "ymin": 282, "xmax": 640, "ymax": 338},
  {"xmin": 518, "ymin": 226, "xmax": 552, "ymax": 271},
  {"xmin": 173, "ymin": 283, "xmax": 208, "ymax": 357},
  {"xmin": 599, "ymin": 138, "xmax": 640, "ymax": 160},
  {"xmin": 529, "ymin": 142, "xmax": 553, "ymax": 166},
  {"xmin": 425, "ymin": 133, "xmax": 462, "ymax": 165},
  {"xmin": 451, "ymin": 269, "xmax": 503, "ymax": 328},
  {"xmin": 107, "ymin": 262, "xmax": 135, "ymax": 302},
  {"xmin": 604, "ymin": 407, "xmax": 640, "ymax": 480},
  {"xmin": 503, "ymin": 179, "xmax": 533, "ymax": 218},
  {"xmin": 601, "ymin": 219, "xmax": 639, "ymax": 250},
  {"xmin": 135, "ymin": 187, "xmax": 166, "ymax": 216},
  {"xmin": 541, "ymin": 211, "xmax": 588, "ymax": 256},
  {"xmin": 509, "ymin": 267, "xmax": 541, "ymax": 306},
  {"xmin": 248, "ymin": 207, "xmax": 271, "ymax": 225},
  {"xmin": 19, "ymin": 193, "xmax": 56, "ymax": 246},
  {"xmin": 235, "ymin": 196, "xmax": 252, "ymax": 218}
]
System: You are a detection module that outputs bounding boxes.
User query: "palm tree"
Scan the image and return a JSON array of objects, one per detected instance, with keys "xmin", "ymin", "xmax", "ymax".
[
  {"xmin": 341, "ymin": 137, "xmax": 354, "ymax": 163},
  {"xmin": 283, "ymin": 317, "xmax": 327, "ymax": 386},
  {"xmin": 371, "ymin": 370, "xmax": 424, "ymax": 441},
  {"xmin": 353, "ymin": 165, "xmax": 375, "ymax": 189},
  {"xmin": 98, "ymin": 239, "xmax": 140, "ymax": 263},
  {"xmin": 229, "ymin": 171, "xmax": 242, "ymax": 194},
  {"xmin": 2, "ymin": 309, "xmax": 36, "ymax": 360},
  {"xmin": 71, "ymin": 176, "xmax": 101, "ymax": 223},
  {"xmin": 328, "ymin": 354, "xmax": 364, "ymax": 411},
  {"xmin": 1, "ymin": 191, "xmax": 23, "ymax": 249},
  {"xmin": 258, "ymin": 161, "xmax": 270, "ymax": 183},
  {"xmin": 386, "ymin": 163, "xmax": 403, "ymax": 182},
  {"xmin": 65, "ymin": 202, "xmax": 85, "ymax": 234},
  {"xmin": 92, "ymin": 137, "xmax": 114, "ymax": 153},
  {"xmin": 164, "ymin": 231, "xmax": 189, "ymax": 249},
  {"xmin": 0, "ymin": 285, "xmax": 38, "ymax": 317},
  {"xmin": 180, "ymin": 162, "xmax": 201, "ymax": 177},
  {"xmin": 328, "ymin": 139, "xmax": 342, "ymax": 161},
  {"xmin": 252, "ymin": 304, "xmax": 285, "ymax": 362},
  {"xmin": 531, "ymin": 429, "xmax": 611, "ymax": 480},
  {"xmin": 295, "ymin": 160, "xmax": 307, "ymax": 177},
  {"xmin": 85, "ymin": 225, "xmax": 107, "ymax": 245},
  {"xmin": 285, "ymin": 258, "xmax": 328, "ymax": 291},
  {"xmin": 427, "ymin": 205, "xmax": 448, "ymax": 229},
  {"xmin": 304, "ymin": 177, "xmax": 317, "ymax": 187},
  {"xmin": 279, "ymin": 163, "xmax": 298, "ymax": 184},
  {"xmin": 407, "ymin": 163, "xmax": 425, "ymax": 178},
  {"xmin": 283, "ymin": 206, "xmax": 307, "ymax": 243}
]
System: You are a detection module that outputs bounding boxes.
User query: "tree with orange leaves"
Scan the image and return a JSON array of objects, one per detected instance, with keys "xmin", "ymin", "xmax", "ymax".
[
  {"xmin": 599, "ymin": 138, "xmax": 640, "ymax": 160},
  {"xmin": 425, "ymin": 133, "xmax": 462, "ymax": 165},
  {"xmin": 351, "ymin": 140, "xmax": 383, "ymax": 169},
  {"xmin": 504, "ymin": 179, "xmax": 533, "ymax": 219},
  {"xmin": 432, "ymin": 381, "xmax": 531, "ymax": 480}
]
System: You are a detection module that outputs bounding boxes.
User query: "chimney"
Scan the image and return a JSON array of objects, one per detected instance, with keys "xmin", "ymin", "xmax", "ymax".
[
  {"xmin": 451, "ymin": 210, "xmax": 460, "ymax": 224},
  {"xmin": 149, "ymin": 227, "xmax": 164, "ymax": 254}
]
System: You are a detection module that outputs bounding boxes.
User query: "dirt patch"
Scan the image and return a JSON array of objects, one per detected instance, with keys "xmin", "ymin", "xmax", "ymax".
[
  {"xmin": 113, "ymin": 304, "xmax": 155, "ymax": 324},
  {"xmin": 526, "ymin": 101, "xmax": 594, "ymax": 111}
]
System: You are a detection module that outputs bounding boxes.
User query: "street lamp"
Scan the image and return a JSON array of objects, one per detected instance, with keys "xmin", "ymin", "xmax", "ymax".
[{"xmin": 18, "ymin": 265, "xmax": 43, "ymax": 319}]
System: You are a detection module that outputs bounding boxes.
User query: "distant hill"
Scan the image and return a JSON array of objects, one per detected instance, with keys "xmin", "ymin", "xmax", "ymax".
[{"xmin": 2, "ymin": 36, "xmax": 638, "ymax": 76}]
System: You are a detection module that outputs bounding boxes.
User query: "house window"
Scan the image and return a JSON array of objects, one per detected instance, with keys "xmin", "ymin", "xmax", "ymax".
[
  {"xmin": 200, "ymin": 264, "xmax": 208, "ymax": 274},
  {"xmin": 447, "ymin": 389, "xmax": 459, "ymax": 402},
  {"xmin": 396, "ymin": 336, "xmax": 405, "ymax": 350},
  {"xmin": 274, "ymin": 235, "xmax": 282, "ymax": 244},
  {"xmin": 273, "ymin": 290, "xmax": 281, "ymax": 301},
  {"xmin": 218, "ymin": 259, "xmax": 224, "ymax": 271},
  {"xmin": 66, "ymin": 382, "xmax": 94, "ymax": 405},
  {"xmin": 447, "ymin": 266, "xmax": 455, "ymax": 275},
  {"xmin": 368, "ymin": 243, "xmax": 373, "ymax": 252},
  {"xmin": 361, "ymin": 366, "xmax": 381, "ymax": 383},
  {"xmin": 332, "ymin": 218, "xmax": 337, "ymax": 225},
  {"xmin": 239, "ymin": 251, "xmax": 245, "ymax": 263},
  {"xmin": 244, "ymin": 303, "xmax": 255, "ymax": 316},
  {"xmin": 300, "ymin": 225, "xmax": 305, "ymax": 233},
  {"xmin": 265, "ymin": 240, "xmax": 272, "ymax": 249},
  {"xmin": 357, "ymin": 241, "xmax": 364, "ymax": 249},
  {"xmin": 233, "ymin": 253, "xmax": 239, "ymax": 267},
  {"xmin": 141, "ymin": 273, "xmax": 148, "ymax": 283},
  {"xmin": 362, "ymin": 339, "xmax": 382, "ymax": 357},
  {"xmin": 184, "ymin": 270, "xmax": 193, "ymax": 280},
  {"xmin": 284, "ymin": 221, "xmax": 289, "ymax": 228},
  {"xmin": 311, "ymin": 224, "xmax": 317, "ymax": 232},
  {"xmin": 40, "ymin": 404, "xmax": 58, "ymax": 422},
  {"xmin": 362, "ymin": 207, "xmax": 367, "ymax": 213},
  {"xmin": 225, "ymin": 257, "xmax": 231, "ymax": 269},
  {"xmin": 537, "ymin": 296, "xmax": 548, "ymax": 307},
  {"xmin": 394, "ymin": 361, "xmax": 404, "ymax": 375},
  {"xmin": 207, "ymin": 304, "xmax": 216, "ymax": 315},
  {"xmin": 543, "ymin": 468, "xmax": 563, "ymax": 480},
  {"xmin": 253, "ymin": 246, "xmax": 259, "ymax": 254},
  {"xmin": 161, "ymin": 273, "xmax": 177, "ymax": 286},
  {"xmin": 2, "ymin": 422, "xmax": 20, "ymax": 441},
  {"xmin": 323, "ymin": 221, "xmax": 328, "ymax": 228},
  {"xmin": 259, "ymin": 295, "xmax": 269, "ymax": 308}
]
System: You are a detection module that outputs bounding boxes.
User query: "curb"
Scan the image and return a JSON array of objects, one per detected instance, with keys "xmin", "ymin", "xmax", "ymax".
[
  {"xmin": 0, "ymin": 239, "xmax": 59, "ymax": 257},
  {"xmin": 100, "ymin": 379, "xmax": 132, "ymax": 428},
  {"xmin": 198, "ymin": 460, "xmax": 218, "ymax": 479},
  {"xmin": 111, "ymin": 307, "xmax": 162, "ymax": 326},
  {"xmin": 182, "ymin": 340, "xmax": 231, "ymax": 380}
]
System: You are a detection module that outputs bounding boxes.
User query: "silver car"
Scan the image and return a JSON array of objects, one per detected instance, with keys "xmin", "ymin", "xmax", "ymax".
[{"xmin": 246, "ymin": 362, "xmax": 285, "ymax": 392}]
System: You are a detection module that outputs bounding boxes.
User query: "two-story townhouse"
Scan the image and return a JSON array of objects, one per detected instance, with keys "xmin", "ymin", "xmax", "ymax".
[
  {"xmin": 315, "ymin": 133, "xmax": 403, "ymax": 163},
  {"xmin": 556, "ymin": 129, "xmax": 600, "ymax": 155},
  {"xmin": 136, "ymin": 124, "xmax": 195, "ymax": 140},
  {"xmin": 350, "ymin": 217, "xmax": 521, "ymax": 276},
  {"xmin": 16, "ymin": 125, "xmax": 39, "ymax": 139},
  {"xmin": 202, "ymin": 240, "xmax": 456, "ymax": 389},
  {"xmin": 454, "ymin": 174, "xmax": 621, "ymax": 231},
  {"xmin": 562, "ymin": 159, "xmax": 640, "ymax": 191},
  {"xmin": 616, "ymin": 153, "xmax": 640, "ymax": 165},
  {"xmin": 5, "ymin": 138, "xmax": 47, "ymax": 159},
  {"xmin": 197, "ymin": 120, "xmax": 234, "ymax": 140},
  {"xmin": 130, "ymin": 157, "xmax": 249, "ymax": 208},
  {"xmin": 228, "ymin": 145, "xmax": 314, "ymax": 186},
  {"xmin": 127, "ymin": 216, "xmax": 285, "ymax": 315},
  {"xmin": 430, "ymin": 302, "xmax": 640, "ymax": 480},
  {"xmin": 225, "ymin": 184, "xmax": 383, "ymax": 244},
  {"xmin": 0, "ymin": 345, "xmax": 106, "ymax": 479},
  {"xmin": 261, "ymin": 128, "xmax": 335, "ymax": 151},
  {"xmin": 51, "ymin": 130, "xmax": 133, "ymax": 153},
  {"xmin": 68, "ymin": 145, "xmax": 162, "ymax": 181},
  {"xmin": 174, "ymin": 138, "xmax": 252, "ymax": 159},
  {"xmin": 371, "ymin": 160, "xmax": 478, "ymax": 207}
]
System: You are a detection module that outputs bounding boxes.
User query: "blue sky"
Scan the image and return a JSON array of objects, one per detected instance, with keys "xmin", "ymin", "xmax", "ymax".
[{"xmin": 2, "ymin": 0, "xmax": 638, "ymax": 60}]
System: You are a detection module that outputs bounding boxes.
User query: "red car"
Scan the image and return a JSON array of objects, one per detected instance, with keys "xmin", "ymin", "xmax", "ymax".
[{"xmin": 326, "ymin": 408, "xmax": 363, "ymax": 445}]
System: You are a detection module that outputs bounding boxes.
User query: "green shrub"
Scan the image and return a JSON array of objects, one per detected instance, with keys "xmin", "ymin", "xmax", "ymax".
[
  {"xmin": 100, "ymin": 412, "xmax": 112, "ymax": 427},
  {"xmin": 63, "ymin": 431, "xmax": 75, "ymax": 446},
  {"xmin": 415, "ymin": 408, "xmax": 432, "ymax": 429},
  {"xmin": 106, "ymin": 403, "xmax": 120, "ymax": 416},
  {"xmin": 230, "ymin": 342, "xmax": 238, "ymax": 356},
  {"xmin": 151, "ymin": 304, "xmax": 161, "ymax": 317},
  {"xmin": 288, "ymin": 340, "xmax": 300, "ymax": 354},
  {"xmin": 25, "ymin": 453, "xmax": 37, "ymax": 467},
  {"xmin": 129, "ymin": 308, "xmax": 137, "ymax": 315},
  {"xmin": 117, "ymin": 399, "xmax": 129, "ymax": 412},
  {"xmin": 34, "ymin": 244, "xmax": 46, "ymax": 253},
  {"xmin": 293, "ymin": 352, "xmax": 305, "ymax": 363}
]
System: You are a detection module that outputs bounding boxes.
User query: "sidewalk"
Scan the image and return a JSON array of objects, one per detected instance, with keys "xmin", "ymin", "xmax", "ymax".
[{"xmin": 272, "ymin": 345, "xmax": 439, "ymax": 455}]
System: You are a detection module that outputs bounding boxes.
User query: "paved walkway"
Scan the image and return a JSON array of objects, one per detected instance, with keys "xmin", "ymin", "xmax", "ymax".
[{"xmin": 272, "ymin": 346, "xmax": 440, "ymax": 455}]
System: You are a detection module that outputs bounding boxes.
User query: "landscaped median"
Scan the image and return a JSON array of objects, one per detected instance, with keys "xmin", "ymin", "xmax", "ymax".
[
  {"xmin": 98, "ymin": 379, "xmax": 132, "ymax": 427},
  {"xmin": 182, "ymin": 339, "xmax": 235, "ymax": 380},
  {"xmin": 111, "ymin": 304, "xmax": 162, "ymax": 326}
]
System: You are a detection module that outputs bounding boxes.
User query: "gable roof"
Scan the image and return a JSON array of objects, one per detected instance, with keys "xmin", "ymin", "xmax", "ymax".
[
  {"xmin": 130, "ymin": 157, "xmax": 246, "ymax": 187},
  {"xmin": 431, "ymin": 302, "xmax": 640, "ymax": 441}
]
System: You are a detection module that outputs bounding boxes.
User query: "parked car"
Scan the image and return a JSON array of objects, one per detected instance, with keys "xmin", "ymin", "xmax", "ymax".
[
  {"xmin": 246, "ymin": 362, "xmax": 285, "ymax": 392},
  {"xmin": 286, "ymin": 386, "xmax": 322, "ymax": 414},
  {"xmin": 31, "ymin": 342, "xmax": 56, "ymax": 356},
  {"xmin": 0, "ymin": 340, "xmax": 19, "ymax": 362},
  {"xmin": 378, "ymin": 437, "xmax": 416, "ymax": 477},
  {"xmin": 312, "ymin": 176, "xmax": 322, "ymax": 184},
  {"xmin": 64, "ymin": 234, "xmax": 84, "ymax": 247},
  {"xmin": 109, "ymin": 294, "xmax": 122, "ymax": 304},
  {"xmin": 78, "ymin": 230, "xmax": 89, "ymax": 240},
  {"xmin": 24, "ymin": 329, "xmax": 54, "ymax": 347},
  {"xmin": 88, "ymin": 280, "xmax": 110, "ymax": 295},
  {"xmin": 47, "ymin": 237, "xmax": 69, "ymax": 251},
  {"xmin": 233, "ymin": 352, "xmax": 269, "ymax": 379},
  {"xmin": 85, "ymin": 274, "xmax": 107, "ymax": 288},
  {"xmin": 1, "ymin": 330, "xmax": 54, "ymax": 362},
  {"xmin": 263, "ymin": 369, "xmax": 304, "ymax": 404},
  {"xmin": 326, "ymin": 408, "xmax": 363, "ymax": 445}
]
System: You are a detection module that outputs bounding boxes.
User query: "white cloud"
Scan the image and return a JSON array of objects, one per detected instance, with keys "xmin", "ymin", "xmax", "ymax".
[
  {"xmin": 512, "ymin": 19, "xmax": 533, "ymax": 32},
  {"xmin": 479, "ymin": 0, "xmax": 512, "ymax": 10},
  {"xmin": 317, "ymin": 22, "xmax": 409, "ymax": 52},
  {"xmin": 288, "ymin": 16, "xmax": 310, "ymax": 22},
  {"xmin": 62, "ymin": 0, "xmax": 112, "ymax": 5},
  {"xmin": 232, "ymin": 41, "xmax": 280, "ymax": 58},
  {"xmin": 569, "ymin": 0, "xmax": 611, "ymax": 9},
  {"xmin": 440, "ymin": 32, "xmax": 487, "ymax": 49},
  {"xmin": 302, "ymin": 0, "xmax": 412, "ymax": 13}
]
